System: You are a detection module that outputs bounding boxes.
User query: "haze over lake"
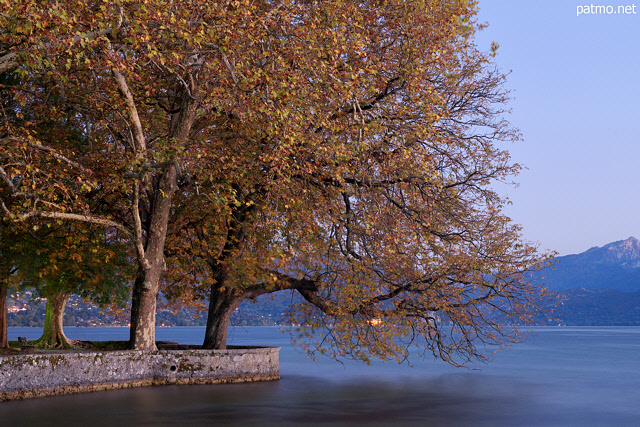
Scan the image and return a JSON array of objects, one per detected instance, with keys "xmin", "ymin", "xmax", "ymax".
[{"xmin": 2, "ymin": 326, "xmax": 640, "ymax": 426}]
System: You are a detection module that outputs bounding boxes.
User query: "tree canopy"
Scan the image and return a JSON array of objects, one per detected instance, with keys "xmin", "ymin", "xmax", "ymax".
[{"xmin": 0, "ymin": 0, "xmax": 549, "ymax": 363}]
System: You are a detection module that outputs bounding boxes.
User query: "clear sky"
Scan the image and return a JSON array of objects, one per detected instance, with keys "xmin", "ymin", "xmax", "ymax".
[{"xmin": 474, "ymin": 0, "xmax": 640, "ymax": 255}]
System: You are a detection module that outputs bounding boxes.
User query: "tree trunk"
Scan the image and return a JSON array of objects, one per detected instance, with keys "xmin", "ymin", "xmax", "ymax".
[
  {"xmin": 128, "ymin": 165, "xmax": 177, "ymax": 351},
  {"xmin": 36, "ymin": 291, "xmax": 73, "ymax": 348},
  {"xmin": 0, "ymin": 284, "xmax": 7, "ymax": 348},
  {"xmin": 129, "ymin": 267, "xmax": 160, "ymax": 350},
  {"xmin": 201, "ymin": 255, "xmax": 319, "ymax": 349},
  {"xmin": 131, "ymin": 95, "xmax": 196, "ymax": 349},
  {"xmin": 127, "ymin": 90, "xmax": 195, "ymax": 350},
  {"xmin": 202, "ymin": 285, "xmax": 243, "ymax": 349}
]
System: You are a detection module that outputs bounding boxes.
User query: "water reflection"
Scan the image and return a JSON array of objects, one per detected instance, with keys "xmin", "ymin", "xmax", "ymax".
[{"xmin": 0, "ymin": 375, "xmax": 539, "ymax": 426}]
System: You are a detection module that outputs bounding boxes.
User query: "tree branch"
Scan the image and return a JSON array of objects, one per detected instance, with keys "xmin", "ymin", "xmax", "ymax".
[
  {"xmin": 131, "ymin": 180, "xmax": 150, "ymax": 270},
  {"xmin": 0, "ymin": 52, "xmax": 18, "ymax": 75},
  {"xmin": 297, "ymin": 288, "xmax": 340, "ymax": 316},
  {"xmin": 342, "ymin": 192, "xmax": 362, "ymax": 260},
  {"xmin": 241, "ymin": 271, "xmax": 320, "ymax": 300},
  {"xmin": 1, "ymin": 137, "xmax": 93, "ymax": 176},
  {"xmin": 7, "ymin": 210, "xmax": 132, "ymax": 239},
  {"xmin": 0, "ymin": 165, "xmax": 18, "ymax": 194},
  {"xmin": 110, "ymin": 55, "xmax": 147, "ymax": 154},
  {"xmin": 203, "ymin": 43, "xmax": 239, "ymax": 85}
]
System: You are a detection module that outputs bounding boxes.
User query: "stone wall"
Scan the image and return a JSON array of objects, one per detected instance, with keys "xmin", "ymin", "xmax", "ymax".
[{"xmin": 0, "ymin": 346, "xmax": 279, "ymax": 401}]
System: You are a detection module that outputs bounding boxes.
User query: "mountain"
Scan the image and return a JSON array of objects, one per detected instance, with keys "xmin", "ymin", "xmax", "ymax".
[{"xmin": 539, "ymin": 236, "xmax": 640, "ymax": 292}]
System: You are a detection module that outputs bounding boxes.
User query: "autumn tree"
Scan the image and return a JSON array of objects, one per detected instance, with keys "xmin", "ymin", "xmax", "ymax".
[
  {"xmin": 15, "ymin": 224, "xmax": 131, "ymax": 348},
  {"xmin": 0, "ymin": 217, "xmax": 130, "ymax": 349},
  {"xmin": 159, "ymin": 0, "xmax": 550, "ymax": 364},
  {"xmin": 1, "ymin": 0, "xmax": 548, "ymax": 363},
  {"xmin": 0, "ymin": 0, "xmax": 216, "ymax": 349},
  {"xmin": 0, "ymin": 62, "xmax": 131, "ymax": 348}
]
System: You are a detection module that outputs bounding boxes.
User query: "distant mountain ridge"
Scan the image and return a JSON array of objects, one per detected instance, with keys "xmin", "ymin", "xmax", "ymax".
[
  {"xmin": 540, "ymin": 236, "xmax": 640, "ymax": 292},
  {"xmin": 582, "ymin": 236, "xmax": 640, "ymax": 269}
]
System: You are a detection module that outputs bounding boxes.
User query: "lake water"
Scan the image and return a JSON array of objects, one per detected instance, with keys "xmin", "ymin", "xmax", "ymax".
[{"xmin": 2, "ymin": 326, "xmax": 640, "ymax": 426}]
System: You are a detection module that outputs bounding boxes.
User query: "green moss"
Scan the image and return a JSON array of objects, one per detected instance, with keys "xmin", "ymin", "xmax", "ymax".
[
  {"xmin": 127, "ymin": 352, "xmax": 146, "ymax": 362},
  {"xmin": 46, "ymin": 355, "xmax": 68, "ymax": 368},
  {"xmin": 178, "ymin": 360, "xmax": 205, "ymax": 371}
]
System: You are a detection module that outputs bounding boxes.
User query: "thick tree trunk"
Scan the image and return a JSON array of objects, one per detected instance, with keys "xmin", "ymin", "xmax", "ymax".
[
  {"xmin": 203, "ymin": 286, "xmax": 243, "ymax": 349},
  {"xmin": 201, "ymin": 196, "xmax": 251, "ymax": 350},
  {"xmin": 129, "ymin": 267, "xmax": 160, "ymax": 350},
  {"xmin": 201, "ymin": 260, "xmax": 319, "ymax": 349},
  {"xmin": 128, "ymin": 165, "xmax": 177, "ymax": 351},
  {"xmin": 127, "ymin": 88, "xmax": 195, "ymax": 350},
  {"xmin": 0, "ymin": 284, "xmax": 7, "ymax": 348},
  {"xmin": 36, "ymin": 291, "xmax": 73, "ymax": 348}
]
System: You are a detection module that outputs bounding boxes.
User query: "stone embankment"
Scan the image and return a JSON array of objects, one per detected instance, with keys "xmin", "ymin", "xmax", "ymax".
[{"xmin": 0, "ymin": 345, "xmax": 279, "ymax": 401}]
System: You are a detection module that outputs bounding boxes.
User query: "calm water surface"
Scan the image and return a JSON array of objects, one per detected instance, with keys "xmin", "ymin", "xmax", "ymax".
[{"xmin": 2, "ymin": 326, "xmax": 640, "ymax": 426}]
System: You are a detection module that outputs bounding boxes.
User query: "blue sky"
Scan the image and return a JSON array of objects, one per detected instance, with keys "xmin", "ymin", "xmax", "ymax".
[{"xmin": 474, "ymin": 0, "xmax": 640, "ymax": 255}]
